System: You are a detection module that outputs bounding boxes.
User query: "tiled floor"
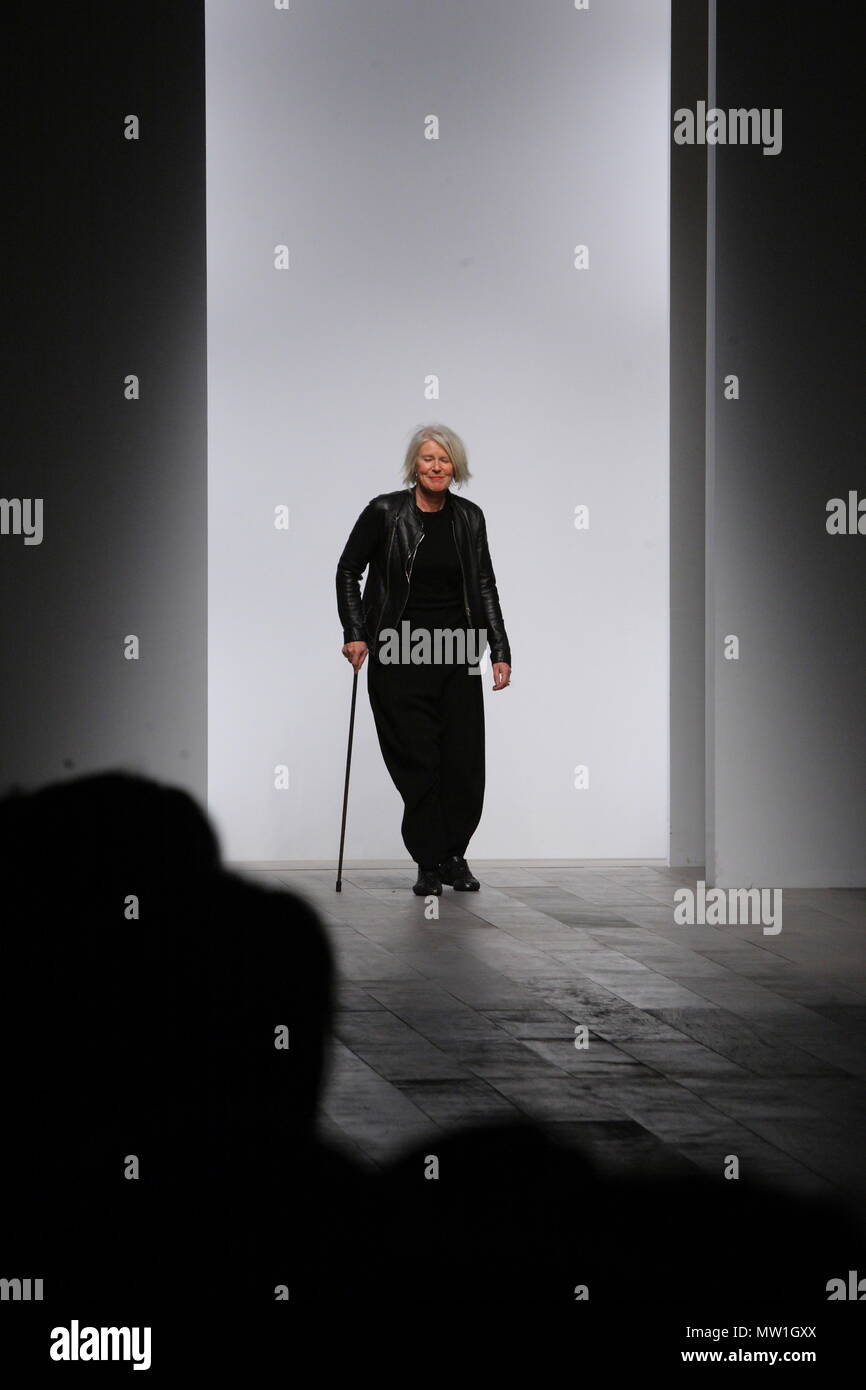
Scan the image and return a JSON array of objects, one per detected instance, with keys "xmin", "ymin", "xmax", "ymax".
[{"xmin": 243, "ymin": 864, "xmax": 866, "ymax": 1215}]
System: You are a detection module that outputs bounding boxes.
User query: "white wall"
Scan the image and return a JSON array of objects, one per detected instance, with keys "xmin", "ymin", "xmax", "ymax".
[{"xmin": 206, "ymin": 0, "xmax": 670, "ymax": 863}]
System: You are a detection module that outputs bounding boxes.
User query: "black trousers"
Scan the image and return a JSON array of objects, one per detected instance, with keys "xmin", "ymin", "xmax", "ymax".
[{"xmin": 367, "ymin": 629, "xmax": 485, "ymax": 869}]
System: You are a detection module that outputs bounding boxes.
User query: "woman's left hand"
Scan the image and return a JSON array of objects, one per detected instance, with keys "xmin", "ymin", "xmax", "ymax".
[{"xmin": 492, "ymin": 662, "xmax": 511, "ymax": 690}]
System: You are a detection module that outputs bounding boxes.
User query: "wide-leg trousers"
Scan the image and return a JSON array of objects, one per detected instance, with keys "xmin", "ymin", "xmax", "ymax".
[{"xmin": 367, "ymin": 637, "xmax": 485, "ymax": 869}]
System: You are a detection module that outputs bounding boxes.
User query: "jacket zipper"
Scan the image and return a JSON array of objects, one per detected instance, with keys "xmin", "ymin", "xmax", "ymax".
[
  {"xmin": 372, "ymin": 521, "xmax": 396, "ymax": 649},
  {"xmin": 406, "ymin": 530, "xmax": 424, "ymax": 581},
  {"xmin": 395, "ymin": 528, "xmax": 424, "ymax": 624},
  {"xmin": 451, "ymin": 517, "xmax": 472, "ymax": 628}
]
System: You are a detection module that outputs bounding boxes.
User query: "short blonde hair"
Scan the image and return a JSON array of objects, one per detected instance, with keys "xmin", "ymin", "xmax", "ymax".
[{"xmin": 401, "ymin": 423, "xmax": 472, "ymax": 488}]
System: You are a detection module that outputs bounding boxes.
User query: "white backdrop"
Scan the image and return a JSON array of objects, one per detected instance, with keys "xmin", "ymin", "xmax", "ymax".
[{"xmin": 205, "ymin": 0, "xmax": 671, "ymax": 864}]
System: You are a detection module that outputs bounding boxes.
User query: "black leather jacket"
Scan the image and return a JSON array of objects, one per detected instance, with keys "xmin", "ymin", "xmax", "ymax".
[{"xmin": 336, "ymin": 488, "xmax": 511, "ymax": 666}]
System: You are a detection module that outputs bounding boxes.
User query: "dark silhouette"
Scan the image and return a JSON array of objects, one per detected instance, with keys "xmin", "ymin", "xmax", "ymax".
[
  {"xmin": 1, "ymin": 771, "xmax": 863, "ymax": 1374},
  {"xmin": 0, "ymin": 772, "xmax": 369, "ymax": 1372}
]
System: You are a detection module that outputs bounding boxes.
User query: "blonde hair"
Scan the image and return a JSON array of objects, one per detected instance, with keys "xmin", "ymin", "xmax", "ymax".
[{"xmin": 401, "ymin": 423, "xmax": 472, "ymax": 488}]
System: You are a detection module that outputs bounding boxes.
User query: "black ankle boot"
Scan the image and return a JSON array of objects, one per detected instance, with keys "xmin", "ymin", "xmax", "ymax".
[
  {"xmin": 437, "ymin": 855, "xmax": 480, "ymax": 891},
  {"xmin": 413, "ymin": 865, "xmax": 442, "ymax": 896}
]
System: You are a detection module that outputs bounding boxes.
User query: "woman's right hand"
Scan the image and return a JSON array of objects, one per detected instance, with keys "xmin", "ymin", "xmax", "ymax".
[{"xmin": 342, "ymin": 640, "xmax": 368, "ymax": 671}]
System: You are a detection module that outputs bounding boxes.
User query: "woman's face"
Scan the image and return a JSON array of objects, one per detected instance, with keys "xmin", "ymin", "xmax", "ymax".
[{"xmin": 415, "ymin": 441, "xmax": 454, "ymax": 492}]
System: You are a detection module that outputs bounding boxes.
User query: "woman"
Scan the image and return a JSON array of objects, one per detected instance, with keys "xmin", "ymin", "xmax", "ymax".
[{"xmin": 336, "ymin": 424, "xmax": 512, "ymax": 896}]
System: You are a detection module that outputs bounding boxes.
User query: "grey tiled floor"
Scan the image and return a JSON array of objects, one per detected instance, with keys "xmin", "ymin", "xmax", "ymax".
[{"xmin": 244, "ymin": 864, "xmax": 866, "ymax": 1214}]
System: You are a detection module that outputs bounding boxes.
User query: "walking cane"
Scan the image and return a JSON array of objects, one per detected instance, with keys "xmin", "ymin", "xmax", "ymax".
[{"xmin": 336, "ymin": 666, "xmax": 359, "ymax": 891}]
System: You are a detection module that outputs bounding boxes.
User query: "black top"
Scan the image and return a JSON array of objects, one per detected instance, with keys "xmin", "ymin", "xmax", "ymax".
[{"xmin": 403, "ymin": 490, "xmax": 465, "ymax": 627}]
